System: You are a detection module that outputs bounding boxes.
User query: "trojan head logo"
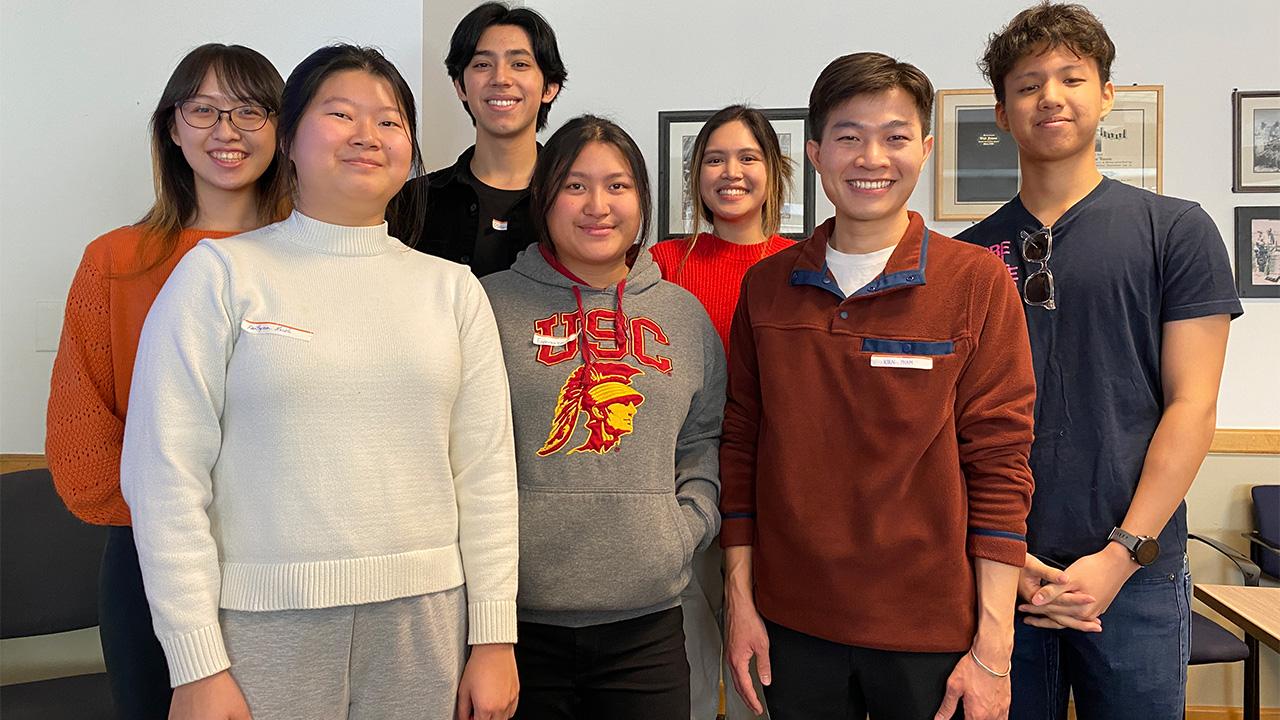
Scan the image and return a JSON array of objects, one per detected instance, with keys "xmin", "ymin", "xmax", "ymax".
[{"xmin": 538, "ymin": 361, "xmax": 646, "ymax": 456}]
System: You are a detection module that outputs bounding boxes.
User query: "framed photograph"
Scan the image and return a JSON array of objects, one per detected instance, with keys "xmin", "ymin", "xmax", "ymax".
[
  {"xmin": 934, "ymin": 89, "xmax": 1019, "ymax": 221},
  {"xmin": 657, "ymin": 108, "xmax": 816, "ymax": 240},
  {"xmin": 1235, "ymin": 206, "xmax": 1280, "ymax": 298},
  {"xmin": 1097, "ymin": 85, "xmax": 1162, "ymax": 193},
  {"xmin": 934, "ymin": 85, "xmax": 1164, "ymax": 221},
  {"xmin": 1233, "ymin": 90, "xmax": 1280, "ymax": 193}
]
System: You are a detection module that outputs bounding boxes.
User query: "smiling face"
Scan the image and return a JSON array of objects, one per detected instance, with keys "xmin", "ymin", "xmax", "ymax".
[
  {"xmin": 805, "ymin": 88, "xmax": 933, "ymax": 226},
  {"xmin": 288, "ymin": 70, "xmax": 412, "ymax": 225},
  {"xmin": 995, "ymin": 44, "xmax": 1114, "ymax": 165},
  {"xmin": 698, "ymin": 120, "xmax": 769, "ymax": 228},
  {"xmin": 456, "ymin": 24, "xmax": 560, "ymax": 141},
  {"xmin": 170, "ymin": 68, "xmax": 277, "ymax": 202},
  {"xmin": 546, "ymin": 141, "xmax": 642, "ymax": 283}
]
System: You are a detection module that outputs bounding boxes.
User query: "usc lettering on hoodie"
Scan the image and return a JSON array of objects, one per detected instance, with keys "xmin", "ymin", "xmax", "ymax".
[{"xmin": 482, "ymin": 243, "xmax": 726, "ymax": 628}]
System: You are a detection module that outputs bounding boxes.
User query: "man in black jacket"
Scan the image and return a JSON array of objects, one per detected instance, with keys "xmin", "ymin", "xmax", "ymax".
[{"xmin": 393, "ymin": 2, "xmax": 567, "ymax": 276}]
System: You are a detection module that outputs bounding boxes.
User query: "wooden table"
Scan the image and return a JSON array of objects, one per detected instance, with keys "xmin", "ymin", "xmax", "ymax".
[
  {"xmin": 1194, "ymin": 584, "xmax": 1280, "ymax": 720},
  {"xmin": 1195, "ymin": 584, "xmax": 1280, "ymax": 653}
]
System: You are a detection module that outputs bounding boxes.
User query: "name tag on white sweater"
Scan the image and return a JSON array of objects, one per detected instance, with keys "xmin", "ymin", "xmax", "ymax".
[
  {"xmin": 870, "ymin": 354, "xmax": 932, "ymax": 370},
  {"xmin": 241, "ymin": 320, "xmax": 314, "ymax": 341}
]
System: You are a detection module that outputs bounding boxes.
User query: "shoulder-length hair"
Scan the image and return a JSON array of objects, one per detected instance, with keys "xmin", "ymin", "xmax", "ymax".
[
  {"xmin": 279, "ymin": 44, "xmax": 426, "ymax": 247},
  {"xmin": 135, "ymin": 43, "xmax": 288, "ymax": 272},
  {"xmin": 530, "ymin": 115, "xmax": 652, "ymax": 250},
  {"xmin": 687, "ymin": 105, "xmax": 793, "ymax": 239}
]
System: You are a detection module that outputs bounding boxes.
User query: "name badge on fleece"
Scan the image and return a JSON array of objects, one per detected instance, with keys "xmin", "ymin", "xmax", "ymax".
[
  {"xmin": 870, "ymin": 354, "xmax": 933, "ymax": 370},
  {"xmin": 492, "ymin": 218, "xmax": 509, "ymax": 231},
  {"xmin": 533, "ymin": 331, "xmax": 578, "ymax": 347},
  {"xmin": 241, "ymin": 320, "xmax": 314, "ymax": 342}
]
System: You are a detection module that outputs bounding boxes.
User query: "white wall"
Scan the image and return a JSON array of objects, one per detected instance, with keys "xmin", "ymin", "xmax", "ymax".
[
  {"xmin": 0, "ymin": 0, "xmax": 422, "ymax": 452},
  {"xmin": 422, "ymin": 0, "xmax": 485, "ymax": 171}
]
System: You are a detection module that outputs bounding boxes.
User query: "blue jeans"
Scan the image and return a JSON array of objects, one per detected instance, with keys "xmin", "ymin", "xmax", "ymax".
[{"xmin": 1010, "ymin": 557, "xmax": 1191, "ymax": 720}]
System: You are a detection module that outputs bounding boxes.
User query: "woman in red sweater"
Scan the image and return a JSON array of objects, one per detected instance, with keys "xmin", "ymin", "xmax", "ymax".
[
  {"xmin": 649, "ymin": 104, "xmax": 793, "ymax": 720},
  {"xmin": 650, "ymin": 105, "xmax": 795, "ymax": 353},
  {"xmin": 44, "ymin": 44, "xmax": 288, "ymax": 718}
]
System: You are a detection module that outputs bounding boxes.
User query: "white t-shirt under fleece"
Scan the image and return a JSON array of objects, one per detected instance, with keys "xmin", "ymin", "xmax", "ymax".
[
  {"xmin": 825, "ymin": 242, "xmax": 897, "ymax": 296},
  {"xmin": 121, "ymin": 211, "xmax": 519, "ymax": 686}
]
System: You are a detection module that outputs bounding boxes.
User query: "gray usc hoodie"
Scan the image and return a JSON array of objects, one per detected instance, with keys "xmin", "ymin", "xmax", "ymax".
[{"xmin": 481, "ymin": 243, "xmax": 726, "ymax": 627}]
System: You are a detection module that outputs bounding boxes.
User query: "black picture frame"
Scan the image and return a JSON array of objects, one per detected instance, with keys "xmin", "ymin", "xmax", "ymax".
[
  {"xmin": 1235, "ymin": 206, "xmax": 1280, "ymax": 298},
  {"xmin": 657, "ymin": 108, "xmax": 816, "ymax": 240},
  {"xmin": 1232, "ymin": 90, "xmax": 1280, "ymax": 193}
]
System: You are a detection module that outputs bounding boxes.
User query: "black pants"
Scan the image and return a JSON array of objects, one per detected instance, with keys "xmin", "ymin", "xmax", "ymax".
[
  {"xmin": 514, "ymin": 606, "xmax": 690, "ymax": 720},
  {"xmin": 763, "ymin": 619, "xmax": 965, "ymax": 720},
  {"xmin": 99, "ymin": 526, "xmax": 172, "ymax": 719}
]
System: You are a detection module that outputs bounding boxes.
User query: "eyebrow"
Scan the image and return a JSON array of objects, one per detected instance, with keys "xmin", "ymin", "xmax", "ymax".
[
  {"xmin": 703, "ymin": 145, "xmax": 763, "ymax": 154},
  {"xmin": 1011, "ymin": 63, "xmax": 1085, "ymax": 81},
  {"xmin": 188, "ymin": 93, "xmax": 236, "ymax": 103},
  {"xmin": 566, "ymin": 171, "xmax": 633, "ymax": 180},
  {"xmin": 318, "ymin": 96, "xmax": 402, "ymax": 114},
  {"xmin": 832, "ymin": 119, "xmax": 913, "ymax": 131},
  {"xmin": 471, "ymin": 48, "xmax": 534, "ymax": 59}
]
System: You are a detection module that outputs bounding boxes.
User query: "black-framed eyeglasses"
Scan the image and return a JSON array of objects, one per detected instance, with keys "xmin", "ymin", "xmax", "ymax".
[
  {"xmin": 1020, "ymin": 226, "xmax": 1056, "ymax": 310},
  {"xmin": 176, "ymin": 101, "xmax": 273, "ymax": 131}
]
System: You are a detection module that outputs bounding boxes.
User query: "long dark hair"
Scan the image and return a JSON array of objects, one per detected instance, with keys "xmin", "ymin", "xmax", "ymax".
[
  {"xmin": 530, "ymin": 115, "xmax": 652, "ymax": 251},
  {"xmin": 673, "ymin": 105, "xmax": 794, "ymax": 278},
  {"xmin": 280, "ymin": 44, "xmax": 426, "ymax": 246},
  {"xmin": 135, "ymin": 43, "xmax": 288, "ymax": 273},
  {"xmin": 687, "ymin": 105, "xmax": 793, "ymax": 239}
]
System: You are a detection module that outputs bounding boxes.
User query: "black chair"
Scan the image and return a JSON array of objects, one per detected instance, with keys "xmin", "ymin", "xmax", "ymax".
[
  {"xmin": 0, "ymin": 468, "xmax": 114, "ymax": 719},
  {"xmin": 1243, "ymin": 484, "xmax": 1280, "ymax": 581},
  {"xmin": 1187, "ymin": 533, "xmax": 1262, "ymax": 720}
]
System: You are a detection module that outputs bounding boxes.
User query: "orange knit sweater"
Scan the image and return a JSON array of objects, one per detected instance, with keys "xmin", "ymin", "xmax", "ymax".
[{"xmin": 45, "ymin": 226, "xmax": 235, "ymax": 525}]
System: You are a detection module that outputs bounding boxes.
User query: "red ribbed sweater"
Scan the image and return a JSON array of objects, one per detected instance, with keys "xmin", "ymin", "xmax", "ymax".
[{"xmin": 649, "ymin": 233, "xmax": 794, "ymax": 353}]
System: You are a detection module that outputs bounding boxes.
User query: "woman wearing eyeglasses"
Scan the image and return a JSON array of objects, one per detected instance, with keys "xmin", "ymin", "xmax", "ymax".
[{"xmin": 44, "ymin": 43, "xmax": 288, "ymax": 719}]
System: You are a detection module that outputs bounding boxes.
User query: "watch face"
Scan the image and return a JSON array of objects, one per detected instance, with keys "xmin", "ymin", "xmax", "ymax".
[{"xmin": 1135, "ymin": 538, "xmax": 1161, "ymax": 566}]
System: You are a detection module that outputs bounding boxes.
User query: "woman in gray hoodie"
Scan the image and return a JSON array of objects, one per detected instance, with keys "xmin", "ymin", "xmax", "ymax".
[{"xmin": 481, "ymin": 115, "xmax": 727, "ymax": 719}]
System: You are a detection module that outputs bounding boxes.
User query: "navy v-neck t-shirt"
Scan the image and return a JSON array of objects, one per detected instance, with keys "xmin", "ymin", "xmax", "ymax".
[{"xmin": 958, "ymin": 178, "xmax": 1242, "ymax": 575}]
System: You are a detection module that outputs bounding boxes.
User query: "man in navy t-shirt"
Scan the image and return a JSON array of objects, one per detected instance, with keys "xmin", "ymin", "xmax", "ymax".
[{"xmin": 958, "ymin": 5, "xmax": 1242, "ymax": 720}]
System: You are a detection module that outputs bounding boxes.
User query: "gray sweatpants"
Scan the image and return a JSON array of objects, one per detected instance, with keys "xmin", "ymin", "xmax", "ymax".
[{"xmin": 220, "ymin": 586, "xmax": 467, "ymax": 720}]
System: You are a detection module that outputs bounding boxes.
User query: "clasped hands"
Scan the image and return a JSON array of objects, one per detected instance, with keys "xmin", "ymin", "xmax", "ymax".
[{"xmin": 1017, "ymin": 544, "xmax": 1140, "ymax": 632}]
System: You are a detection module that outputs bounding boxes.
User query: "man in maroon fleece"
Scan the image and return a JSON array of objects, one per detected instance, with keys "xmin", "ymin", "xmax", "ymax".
[{"xmin": 720, "ymin": 52, "xmax": 1036, "ymax": 720}]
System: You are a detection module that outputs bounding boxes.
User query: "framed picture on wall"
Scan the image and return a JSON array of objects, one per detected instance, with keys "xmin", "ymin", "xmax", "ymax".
[
  {"xmin": 1233, "ymin": 90, "xmax": 1280, "ymax": 193},
  {"xmin": 1097, "ymin": 85, "xmax": 1162, "ymax": 193},
  {"xmin": 934, "ymin": 85, "xmax": 1164, "ymax": 221},
  {"xmin": 657, "ymin": 108, "xmax": 816, "ymax": 240},
  {"xmin": 934, "ymin": 89, "xmax": 1019, "ymax": 221},
  {"xmin": 1235, "ymin": 206, "xmax": 1280, "ymax": 298}
]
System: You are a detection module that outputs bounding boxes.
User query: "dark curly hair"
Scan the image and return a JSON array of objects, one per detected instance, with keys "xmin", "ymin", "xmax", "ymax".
[{"xmin": 980, "ymin": 2, "xmax": 1116, "ymax": 104}]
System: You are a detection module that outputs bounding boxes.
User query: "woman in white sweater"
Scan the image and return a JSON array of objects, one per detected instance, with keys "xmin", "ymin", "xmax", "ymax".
[{"xmin": 122, "ymin": 45, "xmax": 519, "ymax": 720}]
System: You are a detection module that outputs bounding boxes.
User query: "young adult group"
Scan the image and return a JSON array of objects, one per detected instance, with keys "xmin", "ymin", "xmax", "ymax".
[{"xmin": 43, "ymin": 2, "xmax": 1241, "ymax": 719}]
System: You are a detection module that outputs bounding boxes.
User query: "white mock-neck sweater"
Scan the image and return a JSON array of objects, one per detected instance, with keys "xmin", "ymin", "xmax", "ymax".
[{"xmin": 121, "ymin": 211, "xmax": 518, "ymax": 687}]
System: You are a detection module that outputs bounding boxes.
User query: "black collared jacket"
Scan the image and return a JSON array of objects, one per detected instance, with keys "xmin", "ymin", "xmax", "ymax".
[{"xmin": 392, "ymin": 146, "xmax": 536, "ymax": 278}]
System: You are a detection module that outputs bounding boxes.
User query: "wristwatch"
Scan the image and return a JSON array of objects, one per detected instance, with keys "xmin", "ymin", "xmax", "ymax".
[{"xmin": 1108, "ymin": 527, "xmax": 1160, "ymax": 566}]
